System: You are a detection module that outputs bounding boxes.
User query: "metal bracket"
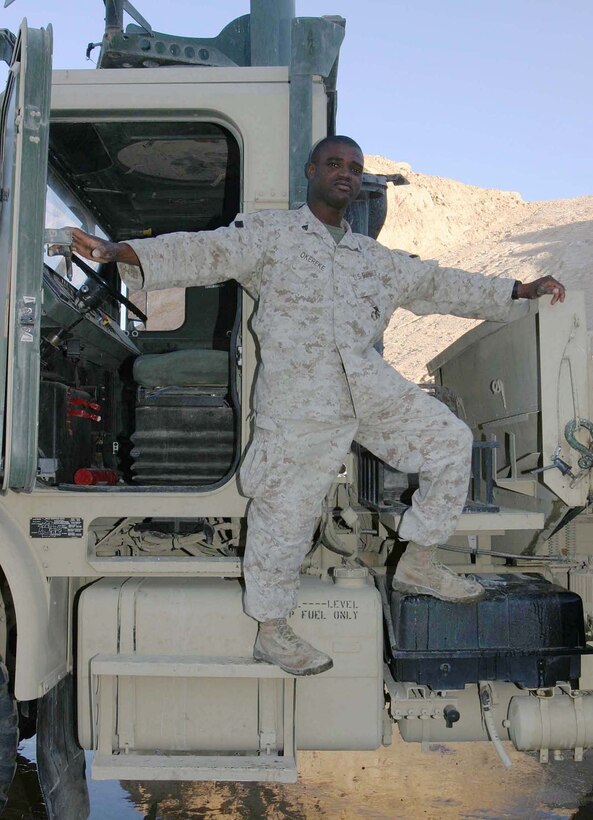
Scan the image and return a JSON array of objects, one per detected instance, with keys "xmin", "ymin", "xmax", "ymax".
[
  {"xmin": 495, "ymin": 433, "xmax": 538, "ymax": 496},
  {"xmin": 45, "ymin": 229, "xmax": 73, "ymax": 280},
  {"xmin": 44, "ymin": 228, "xmax": 73, "ymax": 246}
]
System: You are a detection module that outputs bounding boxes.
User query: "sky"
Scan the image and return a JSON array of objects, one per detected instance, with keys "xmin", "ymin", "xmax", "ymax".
[{"xmin": 1, "ymin": 0, "xmax": 591, "ymax": 202}]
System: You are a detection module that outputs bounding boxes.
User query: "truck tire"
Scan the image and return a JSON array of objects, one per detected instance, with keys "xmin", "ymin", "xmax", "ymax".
[{"xmin": 0, "ymin": 660, "xmax": 18, "ymax": 810}]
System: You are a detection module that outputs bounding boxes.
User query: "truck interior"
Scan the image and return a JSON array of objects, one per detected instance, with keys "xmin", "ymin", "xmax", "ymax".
[{"xmin": 41, "ymin": 119, "xmax": 242, "ymax": 490}]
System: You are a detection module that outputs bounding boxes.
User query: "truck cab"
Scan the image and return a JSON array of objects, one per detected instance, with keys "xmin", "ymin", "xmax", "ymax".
[{"xmin": 1, "ymin": 3, "xmax": 593, "ymax": 816}]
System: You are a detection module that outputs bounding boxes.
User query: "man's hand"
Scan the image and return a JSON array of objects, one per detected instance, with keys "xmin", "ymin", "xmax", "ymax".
[
  {"xmin": 48, "ymin": 227, "xmax": 140, "ymax": 266},
  {"xmin": 516, "ymin": 276, "xmax": 565, "ymax": 305}
]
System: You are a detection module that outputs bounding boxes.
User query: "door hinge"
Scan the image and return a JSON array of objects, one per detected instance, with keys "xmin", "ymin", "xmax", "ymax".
[{"xmin": 0, "ymin": 189, "xmax": 8, "ymax": 202}]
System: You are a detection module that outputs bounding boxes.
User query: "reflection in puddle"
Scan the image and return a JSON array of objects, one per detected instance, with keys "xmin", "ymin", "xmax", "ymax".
[
  {"xmin": 86, "ymin": 758, "xmax": 144, "ymax": 820},
  {"xmin": 4, "ymin": 735, "xmax": 592, "ymax": 819}
]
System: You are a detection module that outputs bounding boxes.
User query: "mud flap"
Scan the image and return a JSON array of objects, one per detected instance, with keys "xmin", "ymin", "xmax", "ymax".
[{"xmin": 36, "ymin": 675, "xmax": 90, "ymax": 820}]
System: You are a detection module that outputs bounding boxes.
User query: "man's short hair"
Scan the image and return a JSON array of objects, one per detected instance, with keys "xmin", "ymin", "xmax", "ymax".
[{"xmin": 307, "ymin": 135, "xmax": 363, "ymax": 166}]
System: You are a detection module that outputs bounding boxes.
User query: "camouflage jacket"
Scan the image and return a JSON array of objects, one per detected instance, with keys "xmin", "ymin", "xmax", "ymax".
[{"xmin": 119, "ymin": 205, "xmax": 518, "ymax": 422}]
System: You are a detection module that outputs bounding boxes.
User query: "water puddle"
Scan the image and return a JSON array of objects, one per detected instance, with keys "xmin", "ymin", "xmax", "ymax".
[{"xmin": 4, "ymin": 738, "xmax": 142, "ymax": 820}]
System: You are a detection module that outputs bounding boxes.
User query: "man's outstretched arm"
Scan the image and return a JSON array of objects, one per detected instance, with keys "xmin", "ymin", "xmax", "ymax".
[
  {"xmin": 52, "ymin": 217, "xmax": 266, "ymax": 297},
  {"xmin": 392, "ymin": 250, "xmax": 565, "ymax": 322}
]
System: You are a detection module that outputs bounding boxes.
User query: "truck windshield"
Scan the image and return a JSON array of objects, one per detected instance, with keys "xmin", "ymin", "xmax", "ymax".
[{"xmin": 44, "ymin": 183, "xmax": 106, "ymax": 288}]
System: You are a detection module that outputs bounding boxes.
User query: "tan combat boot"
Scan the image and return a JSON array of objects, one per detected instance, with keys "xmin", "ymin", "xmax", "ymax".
[
  {"xmin": 393, "ymin": 541, "xmax": 484, "ymax": 602},
  {"xmin": 254, "ymin": 618, "xmax": 333, "ymax": 675}
]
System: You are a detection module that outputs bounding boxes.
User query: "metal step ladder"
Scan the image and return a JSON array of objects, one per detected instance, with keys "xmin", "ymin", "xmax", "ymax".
[{"xmin": 90, "ymin": 654, "xmax": 298, "ymax": 783}]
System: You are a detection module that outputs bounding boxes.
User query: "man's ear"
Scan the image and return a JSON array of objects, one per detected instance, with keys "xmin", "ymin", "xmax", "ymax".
[{"xmin": 304, "ymin": 161, "xmax": 314, "ymax": 180}]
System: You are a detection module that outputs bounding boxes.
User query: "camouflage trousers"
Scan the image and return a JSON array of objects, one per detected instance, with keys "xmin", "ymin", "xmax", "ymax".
[{"xmin": 241, "ymin": 384, "xmax": 473, "ymax": 622}]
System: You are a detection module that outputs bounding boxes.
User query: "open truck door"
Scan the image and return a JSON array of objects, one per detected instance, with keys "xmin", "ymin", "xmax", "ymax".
[{"xmin": 0, "ymin": 21, "xmax": 52, "ymax": 491}]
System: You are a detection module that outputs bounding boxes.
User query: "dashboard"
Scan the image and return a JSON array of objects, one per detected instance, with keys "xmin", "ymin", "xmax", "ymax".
[{"xmin": 42, "ymin": 266, "xmax": 139, "ymax": 368}]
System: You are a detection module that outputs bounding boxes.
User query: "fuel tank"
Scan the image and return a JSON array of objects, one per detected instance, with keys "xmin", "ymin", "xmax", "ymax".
[{"xmin": 77, "ymin": 571, "xmax": 383, "ymax": 753}]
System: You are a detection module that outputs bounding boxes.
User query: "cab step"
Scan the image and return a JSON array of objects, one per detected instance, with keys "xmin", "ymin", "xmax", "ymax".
[
  {"xmin": 92, "ymin": 752, "xmax": 297, "ymax": 782},
  {"xmin": 90, "ymin": 653, "xmax": 297, "ymax": 783}
]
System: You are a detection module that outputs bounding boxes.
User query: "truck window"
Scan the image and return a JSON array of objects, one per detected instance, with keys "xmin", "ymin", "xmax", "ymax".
[{"xmin": 126, "ymin": 288, "xmax": 185, "ymax": 333}]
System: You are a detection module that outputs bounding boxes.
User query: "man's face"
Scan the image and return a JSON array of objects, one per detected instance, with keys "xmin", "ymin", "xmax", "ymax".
[{"xmin": 306, "ymin": 141, "xmax": 364, "ymax": 211}]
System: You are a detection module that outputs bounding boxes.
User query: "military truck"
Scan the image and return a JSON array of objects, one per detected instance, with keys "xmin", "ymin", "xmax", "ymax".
[{"xmin": 1, "ymin": 1, "xmax": 593, "ymax": 816}]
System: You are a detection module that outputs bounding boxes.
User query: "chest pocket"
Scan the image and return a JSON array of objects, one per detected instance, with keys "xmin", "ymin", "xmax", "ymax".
[{"xmin": 352, "ymin": 274, "xmax": 382, "ymax": 322}]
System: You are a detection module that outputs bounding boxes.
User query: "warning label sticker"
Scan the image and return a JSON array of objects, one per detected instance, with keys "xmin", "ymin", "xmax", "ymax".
[{"xmin": 30, "ymin": 517, "xmax": 83, "ymax": 538}]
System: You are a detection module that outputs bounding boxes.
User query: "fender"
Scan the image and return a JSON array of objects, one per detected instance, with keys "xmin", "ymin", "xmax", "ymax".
[{"xmin": 0, "ymin": 507, "xmax": 63, "ymax": 700}]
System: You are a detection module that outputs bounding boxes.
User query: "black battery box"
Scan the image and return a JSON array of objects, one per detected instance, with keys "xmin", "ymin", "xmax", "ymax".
[{"xmin": 388, "ymin": 573, "xmax": 588, "ymax": 689}]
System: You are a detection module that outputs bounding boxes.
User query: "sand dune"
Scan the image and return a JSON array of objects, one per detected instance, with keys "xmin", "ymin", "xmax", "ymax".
[{"xmin": 365, "ymin": 156, "xmax": 593, "ymax": 383}]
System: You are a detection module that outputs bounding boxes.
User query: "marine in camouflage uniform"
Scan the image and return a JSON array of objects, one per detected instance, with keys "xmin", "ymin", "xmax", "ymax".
[
  {"xmin": 69, "ymin": 136, "xmax": 565, "ymax": 676},
  {"xmin": 117, "ymin": 203, "xmax": 513, "ymax": 613}
]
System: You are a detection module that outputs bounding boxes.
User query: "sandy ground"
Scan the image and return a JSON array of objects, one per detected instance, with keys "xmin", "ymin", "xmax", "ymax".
[
  {"xmin": 6, "ymin": 732, "xmax": 593, "ymax": 819},
  {"xmin": 113, "ymin": 736, "xmax": 590, "ymax": 819},
  {"xmin": 364, "ymin": 156, "xmax": 593, "ymax": 384}
]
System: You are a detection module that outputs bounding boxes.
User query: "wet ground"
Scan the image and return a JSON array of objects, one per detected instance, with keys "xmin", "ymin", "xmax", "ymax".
[{"xmin": 4, "ymin": 735, "xmax": 593, "ymax": 819}]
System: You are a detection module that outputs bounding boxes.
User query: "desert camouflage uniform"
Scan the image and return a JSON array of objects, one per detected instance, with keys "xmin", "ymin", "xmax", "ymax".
[{"xmin": 120, "ymin": 205, "xmax": 519, "ymax": 621}]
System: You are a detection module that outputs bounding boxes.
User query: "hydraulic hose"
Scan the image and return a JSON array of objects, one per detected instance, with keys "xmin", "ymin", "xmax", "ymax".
[{"xmin": 479, "ymin": 684, "xmax": 512, "ymax": 769}]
